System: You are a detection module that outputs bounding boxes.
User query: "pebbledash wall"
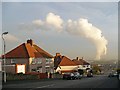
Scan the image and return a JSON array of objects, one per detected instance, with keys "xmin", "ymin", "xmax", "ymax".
[
  {"xmin": 5, "ymin": 58, "xmax": 28, "ymax": 74},
  {"xmin": 4, "ymin": 57, "xmax": 54, "ymax": 74},
  {"xmin": 78, "ymin": 65, "xmax": 91, "ymax": 70},
  {"xmin": 29, "ymin": 57, "xmax": 54, "ymax": 73},
  {"xmin": 56, "ymin": 66, "xmax": 78, "ymax": 73}
]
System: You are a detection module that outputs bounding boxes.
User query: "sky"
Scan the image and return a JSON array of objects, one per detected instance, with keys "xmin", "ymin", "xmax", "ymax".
[{"xmin": 1, "ymin": 2, "xmax": 118, "ymax": 61}]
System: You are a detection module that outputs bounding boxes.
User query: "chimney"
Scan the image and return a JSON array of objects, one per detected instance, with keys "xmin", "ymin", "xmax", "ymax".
[
  {"xmin": 27, "ymin": 39, "xmax": 33, "ymax": 46},
  {"xmin": 76, "ymin": 57, "xmax": 79, "ymax": 61},
  {"xmin": 56, "ymin": 53, "xmax": 61, "ymax": 57}
]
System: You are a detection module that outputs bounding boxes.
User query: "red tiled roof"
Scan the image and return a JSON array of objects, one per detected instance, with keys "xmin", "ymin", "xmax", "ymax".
[
  {"xmin": 72, "ymin": 60, "xmax": 83, "ymax": 65},
  {"xmin": 25, "ymin": 43, "xmax": 43, "ymax": 58},
  {"xmin": 72, "ymin": 59, "xmax": 90, "ymax": 65},
  {"xmin": 2, "ymin": 40, "xmax": 53, "ymax": 58},
  {"xmin": 33, "ymin": 45, "xmax": 53, "ymax": 58},
  {"xmin": 59, "ymin": 56, "xmax": 77, "ymax": 66},
  {"xmin": 80, "ymin": 59, "xmax": 90, "ymax": 65},
  {"xmin": 3, "ymin": 43, "xmax": 29, "ymax": 58}
]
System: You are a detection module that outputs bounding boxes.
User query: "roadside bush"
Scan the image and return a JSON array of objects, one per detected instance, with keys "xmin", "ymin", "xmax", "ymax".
[{"xmin": 6, "ymin": 73, "xmax": 38, "ymax": 80}]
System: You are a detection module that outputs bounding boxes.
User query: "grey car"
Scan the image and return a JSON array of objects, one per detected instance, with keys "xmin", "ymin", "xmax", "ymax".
[{"xmin": 74, "ymin": 72, "xmax": 82, "ymax": 79}]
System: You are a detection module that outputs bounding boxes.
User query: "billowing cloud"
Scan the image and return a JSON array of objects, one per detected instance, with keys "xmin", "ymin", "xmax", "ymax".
[
  {"xmin": 31, "ymin": 13, "xmax": 63, "ymax": 32},
  {"xmin": 20, "ymin": 13, "xmax": 108, "ymax": 60},
  {"xmin": 66, "ymin": 18, "xmax": 108, "ymax": 60},
  {"xmin": 46, "ymin": 13, "xmax": 63, "ymax": 30}
]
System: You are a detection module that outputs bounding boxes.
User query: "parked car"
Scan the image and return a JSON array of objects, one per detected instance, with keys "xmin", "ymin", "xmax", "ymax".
[
  {"xmin": 108, "ymin": 72, "xmax": 117, "ymax": 77},
  {"xmin": 74, "ymin": 72, "xmax": 82, "ymax": 79},
  {"xmin": 63, "ymin": 72, "xmax": 75, "ymax": 80},
  {"xmin": 87, "ymin": 72, "xmax": 93, "ymax": 77}
]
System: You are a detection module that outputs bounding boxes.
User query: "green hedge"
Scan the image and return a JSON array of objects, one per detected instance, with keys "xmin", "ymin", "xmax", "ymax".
[{"xmin": 6, "ymin": 73, "xmax": 38, "ymax": 80}]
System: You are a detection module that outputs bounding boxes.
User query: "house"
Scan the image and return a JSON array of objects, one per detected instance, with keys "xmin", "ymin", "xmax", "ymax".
[
  {"xmin": 54, "ymin": 53, "xmax": 78, "ymax": 74},
  {"xmin": 1, "ymin": 39, "xmax": 54, "ymax": 74},
  {"xmin": 72, "ymin": 57, "xmax": 91, "ymax": 70}
]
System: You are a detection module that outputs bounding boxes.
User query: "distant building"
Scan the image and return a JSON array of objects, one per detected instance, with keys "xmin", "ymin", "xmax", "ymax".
[
  {"xmin": 54, "ymin": 53, "xmax": 78, "ymax": 74},
  {"xmin": 72, "ymin": 57, "xmax": 91, "ymax": 70},
  {"xmin": 1, "ymin": 39, "xmax": 54, "ymax": 74}
]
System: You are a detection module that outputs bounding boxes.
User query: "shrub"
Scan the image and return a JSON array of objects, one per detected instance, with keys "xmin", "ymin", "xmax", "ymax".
[{"xmin": 6, "ymin": 73, "xmax": 38, "ymax": 80}]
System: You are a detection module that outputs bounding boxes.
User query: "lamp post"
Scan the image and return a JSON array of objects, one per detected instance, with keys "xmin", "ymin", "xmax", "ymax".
[{"xmin": 2, "ymin": 32, "xmax": 8, "ymax": 83}]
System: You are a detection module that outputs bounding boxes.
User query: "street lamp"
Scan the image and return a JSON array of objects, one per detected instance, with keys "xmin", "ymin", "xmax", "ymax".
[{"xmin": 2, "ymin": 32, "xmax": 8, "ymax": 83}]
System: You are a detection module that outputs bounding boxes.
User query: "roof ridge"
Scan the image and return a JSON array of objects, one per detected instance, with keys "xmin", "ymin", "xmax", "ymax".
[
  {"xmin": 4, "ymin": 43, "xmax": 25, "ymax": 55},
  {"xmin": 3, "ymin": 43, "xmax": 29, "ymax": 58},
  {"xmin": 59, "ymin": 56, "xmax": 77, "ymax": 66},
  {"xmin": 24, "ymin": 43, "xmax": 31, "ymax": 58},
  {"xmin": 33, "ymin": 44, "xmax": 53, "ymax": 58}
]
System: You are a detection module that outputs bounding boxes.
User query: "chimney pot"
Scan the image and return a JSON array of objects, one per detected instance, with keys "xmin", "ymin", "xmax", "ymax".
[
  {"xmin": 27, "ymin": 39, "xmax": 33, "ymax": 46},
  {"xmin": 76, "ymin": 57, "xmax": 79, "ymax": 60},
  {"xmin": 56, "ymin": 53, "xmax": 61, "ymax": 57}
]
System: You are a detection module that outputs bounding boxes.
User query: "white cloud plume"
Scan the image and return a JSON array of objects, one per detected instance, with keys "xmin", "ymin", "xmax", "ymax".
[
  {"xmin": 66, "ymin": 18, "xmax": 108, "ymax": 60},
  {"xmin": 20, "ymin": 13, "xmax": 108, "ymax": 60}
]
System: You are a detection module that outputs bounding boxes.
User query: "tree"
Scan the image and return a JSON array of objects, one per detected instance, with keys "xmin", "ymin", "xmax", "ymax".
[{"xmin": 92, "ymin": 64, "xmax": 101, "ymax": 74}]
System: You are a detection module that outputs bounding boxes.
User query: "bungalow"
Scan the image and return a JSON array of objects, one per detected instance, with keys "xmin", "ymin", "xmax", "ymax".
[
  {"xmin": 1, "ymin": 39, "xmax": 54, "ymax": 74},
  {"xmin": 54, "ymin": 53, "xmax": 78, "ymax": 74},
  {"xmin": 72, "ymin": 57, "xmax": 91, "ymax": 70}
]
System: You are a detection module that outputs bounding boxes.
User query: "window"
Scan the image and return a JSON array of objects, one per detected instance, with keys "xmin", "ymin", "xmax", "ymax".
[
  {"xmin": 31, "ymin": 60, "xmax": 36, "ymax": 64},
  {"xmin": 46, "ymin": 59, "xmax": 50, "ymax": 64},
  {"xmin": 83, "ymin": 65, "xmax": 85, "ymax": 67},
  {"xmin": 31, "ymin": 58, "xmax": 42, "ymax": 64},
  {"xmin": 37, "ymin": 66, "xmax": 42, "ymax": 73},
  {"xmin": 46, "ymin": 58, "xmax": 53, "ymax": 64},
  {"xmin": 46, "ymin": 67, "xmax": 49, "ymax": 72},
  {"xmin": 31, "ymin": 69, "xmax": 36, "ymax": 72},
  {"xmin": 37, "ymin": 59, "xmax": 42, "ymax": 64},
  {"xmin": 11, "ymin": 59, "xmax": 16, "ymax": 64}
]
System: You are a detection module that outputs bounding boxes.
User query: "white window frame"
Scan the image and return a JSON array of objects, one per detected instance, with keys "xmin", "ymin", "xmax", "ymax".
[
  {"xmin": 31, "ymin": 58, "xmax": 42, "ymax": 64},
  {"xmin": 11, "ymin": 59, "xmax": 16, "ymax": 64}
]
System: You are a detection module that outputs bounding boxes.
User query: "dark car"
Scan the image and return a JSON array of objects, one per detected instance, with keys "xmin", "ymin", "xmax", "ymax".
[
  {"xmin": 108, "ymin": 72, "xmax": 117, "ymax": 77},
  {"xmin": 74, "ymin": 72, "xmax": 82, "ymax": 79},
  {"xmin": 63, "ymin": 72, "xmax": 75, "ymax": 80},
  {"xmin": 87, "ymin": 72, "xmax": 93, "ymax": 77}
]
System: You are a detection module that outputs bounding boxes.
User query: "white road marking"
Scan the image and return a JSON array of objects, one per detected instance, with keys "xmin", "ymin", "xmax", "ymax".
[{"xmin": 36, "ymin": 84, "xmax": 55, "ymax": 88}]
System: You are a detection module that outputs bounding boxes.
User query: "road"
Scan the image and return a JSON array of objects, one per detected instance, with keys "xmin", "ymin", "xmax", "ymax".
[{"xmin": 2, "ymin": 75, "xmax": 119, "ymax": 89}]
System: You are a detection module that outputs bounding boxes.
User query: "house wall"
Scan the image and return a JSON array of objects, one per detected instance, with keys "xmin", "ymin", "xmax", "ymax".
[
  {"xmin": 45, "ymin": 58, "xmax": 54, "ymax": 73},
  {"xmin": 56, "ymin": 66, "xmax": 78, "ymax": 73},
  {"xmin": 78, "ymin": 65, "xmax": 91, "ymax": 70},
  {"xmin": 4, "ymin": 58, "xmax": 29, "ymax": 74},
  {"xmin": 56, "ymin": 65, "xmax": 91, "ymax": 73},
  {"xmin": 29, "ymin": 58, "xmax": 54, "ymax": 73},
  {"xmin": 3, "ymin": 57, "xmax": 54, "ymax": 74},
  {"xmin": 29, "ymin": 58, "xmax": 45, "ymax": 73},
  {"xmin": 5, "ymin": 65, "xmax": 16, "ymax": 74}
]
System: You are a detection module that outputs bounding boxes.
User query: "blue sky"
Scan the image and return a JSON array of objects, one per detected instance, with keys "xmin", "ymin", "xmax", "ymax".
[{"xmin": 2, "ymin": 2, "xmax": 118, "ymax": 61}]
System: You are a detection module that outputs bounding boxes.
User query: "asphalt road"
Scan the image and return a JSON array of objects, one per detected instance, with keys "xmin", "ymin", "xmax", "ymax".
[{"xmin": 2, "ymin": 75, "xmax": 119, "ymax": 89}]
